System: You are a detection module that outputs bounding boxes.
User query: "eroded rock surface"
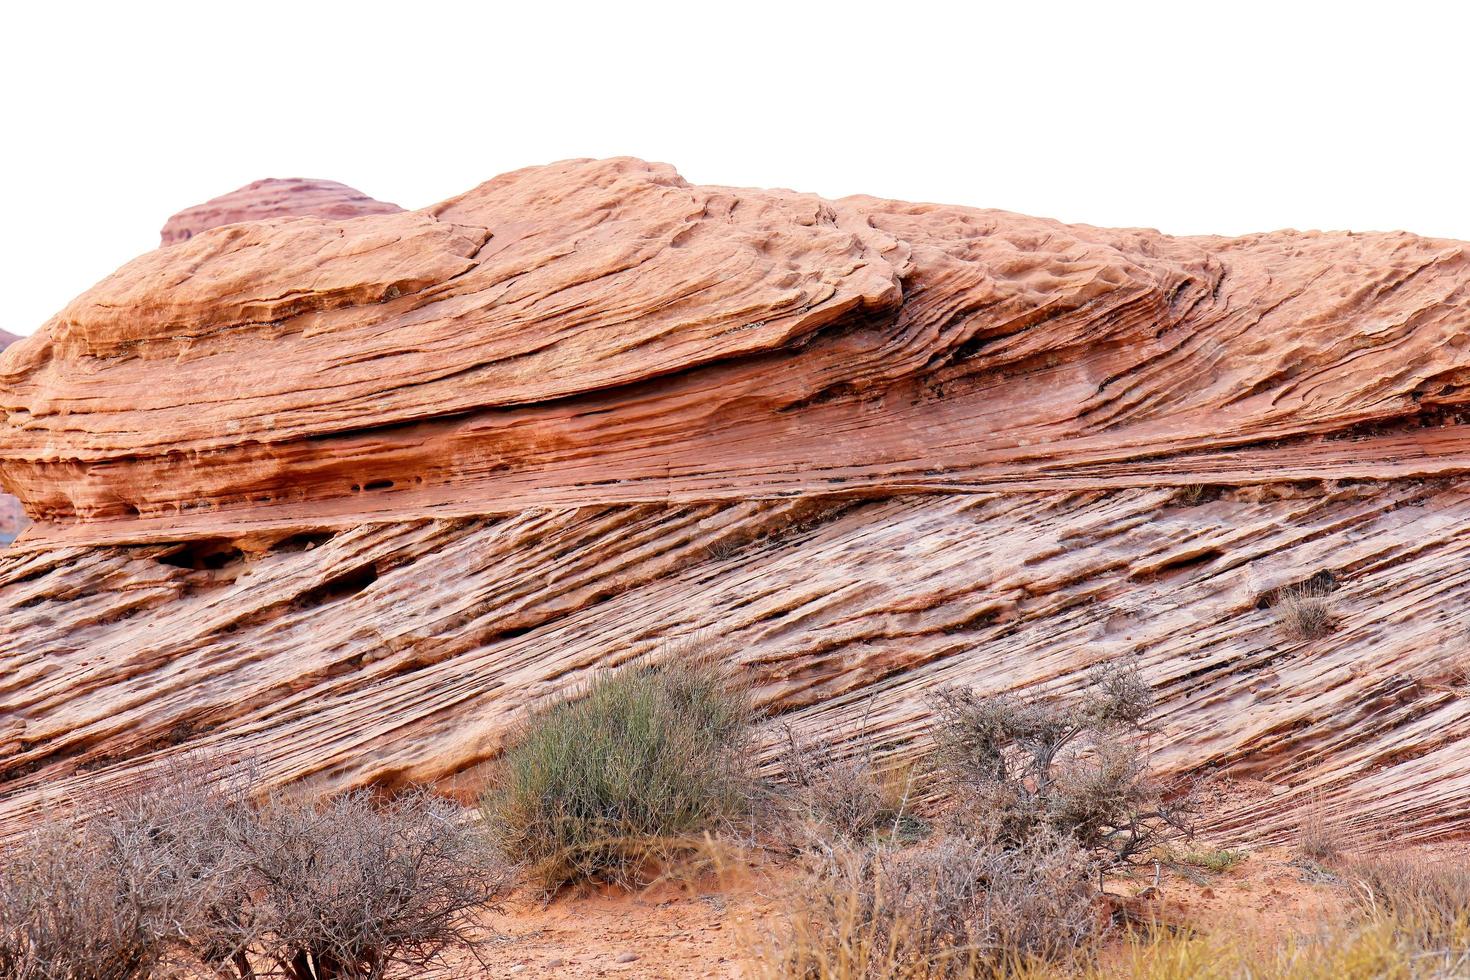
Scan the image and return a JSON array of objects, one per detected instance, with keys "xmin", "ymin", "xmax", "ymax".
[
  {"xmin": 3, "ymin": 159, "xmax": 1469, "ymax": 844},
  {"xmin": 0, "ymin": 329, "xmax": 24, "ymax": 545}
]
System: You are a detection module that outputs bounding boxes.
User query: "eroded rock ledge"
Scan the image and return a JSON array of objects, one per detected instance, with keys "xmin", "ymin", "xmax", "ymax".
[{"xmin": 2, "ymin": 159, "xmax": 1469, "ymax": 844}]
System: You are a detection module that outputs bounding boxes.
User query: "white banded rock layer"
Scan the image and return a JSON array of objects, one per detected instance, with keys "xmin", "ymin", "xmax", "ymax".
[{"xmin": 4, "ymin": 484, "xmax": 1469, "ymax": 843}]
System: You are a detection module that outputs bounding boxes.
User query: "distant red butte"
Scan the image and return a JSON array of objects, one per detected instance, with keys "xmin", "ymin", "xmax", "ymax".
[{"xmin": 159, "ymin": 178, "xmax": 403, "ymax": 246}]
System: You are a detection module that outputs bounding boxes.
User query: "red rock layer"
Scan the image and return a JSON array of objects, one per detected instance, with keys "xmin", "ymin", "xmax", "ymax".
[
  {"xmin": 6, "ymin": 159, "xmax": 1470, "ymax": 543},
  {"xmin": 0, "ymin": 330, "xmax": 24, "ymax": 545},
  {"xmin": 158, "ymin": 177, "xmax": 403, "ymax": 246},
  {"xmin": 2, "ymin": 159, "xmax": 1469, "ymax": 845}
]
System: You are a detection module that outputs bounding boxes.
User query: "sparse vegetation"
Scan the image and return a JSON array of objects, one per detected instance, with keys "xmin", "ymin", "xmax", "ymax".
[
  {"xmin": 778, "ymin": 723, "xmax": 922, "ymax": 846},
  {"xmin": 1276, "ymin": 582, "xmax": 1335, "ymax": 639},
  {"xmin": 10, "ymin": 646, "xmax": 1467, "ymax": 980},
  {"xmin": 754, "ymin": 833, "xmax": 1096, "ymax": 979},
  {"xmin": 758, "ymin": 662, "xmax": 1204, "ymax": 977},
  {"xmin": 1175, "ymin": 847, "xmax": 1247, "ymax": 873},
  {"xmin": 927, "ymin": 660, "xmax": 1194, "ymax": 870},
  {"xmin": 0, "ymin": 765, "xmax": 511, "ymax": 980},
  {"xmin": 761, "ymin": 862, "xmax": 1470, "ymax": 979},
  {"xmin": 1344, "ymin": 853, "xmax": 1470, "ymax": 955},
  {"xmin": 1295, "ymin": 794, "xmax": 1344, "ymax": 864},
  {"xmin": 480, "ymin": 652, "xmax": 758, "ymax": 889},
  {"xmin": 757, "ymin": 850, "xmax": 1465, "ymax": 980}
]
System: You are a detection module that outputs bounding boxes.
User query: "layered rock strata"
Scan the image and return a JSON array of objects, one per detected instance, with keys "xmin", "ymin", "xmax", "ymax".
[
  {"xmin": 0, "ymin": 329, "xmax": 24, "ymax": 545},
  {"xmin": 3, "ymin": 158, "xmax": 1469, "ymax": 844}
]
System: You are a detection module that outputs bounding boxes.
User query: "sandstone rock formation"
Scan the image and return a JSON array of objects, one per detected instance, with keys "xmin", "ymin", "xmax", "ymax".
[
  {"xmin": 159, "ymin": 177, "xmax": 403, "ymax": 245},
  {"xmin": 0, "ymin": 329, "xmax": 24, "ymax": 545},
  {"xmin": 4, "ymin": 158, "xmax": 1470, "ymax": 845}
]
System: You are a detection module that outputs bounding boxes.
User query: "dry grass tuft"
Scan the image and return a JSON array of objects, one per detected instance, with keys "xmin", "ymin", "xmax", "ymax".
[
  {"xmin": 1444, "ymin": 651, "xmax": 1470, "ymax": 689},
  {"xmin": 1085, "ymin": 857, "xmax": 1470, "ymax": 978},
  {"xmin": 1173, "ymin": 484, "xmax": 1222, "ymax": 507},
  {"xmin": 1276, "ymin": 582, "xmax": 1336, "ymax": 640},
  {"xmin": 1344, "ymin": 853, "xmax": 1470, "ymax": 955},
  {"xmin": 751, "ymin": 834, "xmax": 1096, "ymax": 979},
  {"xmin": 1074, "ymin": 921, "xmax": 1436, "ymax": 980},
  {"xmin": 1295, "ymin": 794, "xmax": 1345, "ymax": 864}
]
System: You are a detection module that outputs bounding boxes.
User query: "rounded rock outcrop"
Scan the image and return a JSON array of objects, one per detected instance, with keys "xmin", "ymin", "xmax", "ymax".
[{"xmin": 159, "ymin": 177, "xmax": 403, "ymax": 246}]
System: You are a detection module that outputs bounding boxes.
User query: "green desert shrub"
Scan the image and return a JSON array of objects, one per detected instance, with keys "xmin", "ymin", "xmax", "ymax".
[
  {"xmin": 1176, "ymin": 847, "xmax": 1247, "ymax": 873},
  {"xmin": 480, "ymin": 653, "xmax": 757, "ymax": 889}
]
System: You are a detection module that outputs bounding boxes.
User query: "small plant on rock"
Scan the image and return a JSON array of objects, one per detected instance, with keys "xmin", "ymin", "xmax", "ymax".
[
  {"xmin": 1443, "ymin": 651, "xmax": 1470, "ymax": 688},
  {"xmin": 1276, "ymin": 581, "xmax": 1336, "ymax": 640}
]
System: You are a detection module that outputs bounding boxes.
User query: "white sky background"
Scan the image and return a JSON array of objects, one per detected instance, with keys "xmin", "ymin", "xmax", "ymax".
[{"xmin": 3, "ymin": 0, "xmax": 1468, "ymax": 336}]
